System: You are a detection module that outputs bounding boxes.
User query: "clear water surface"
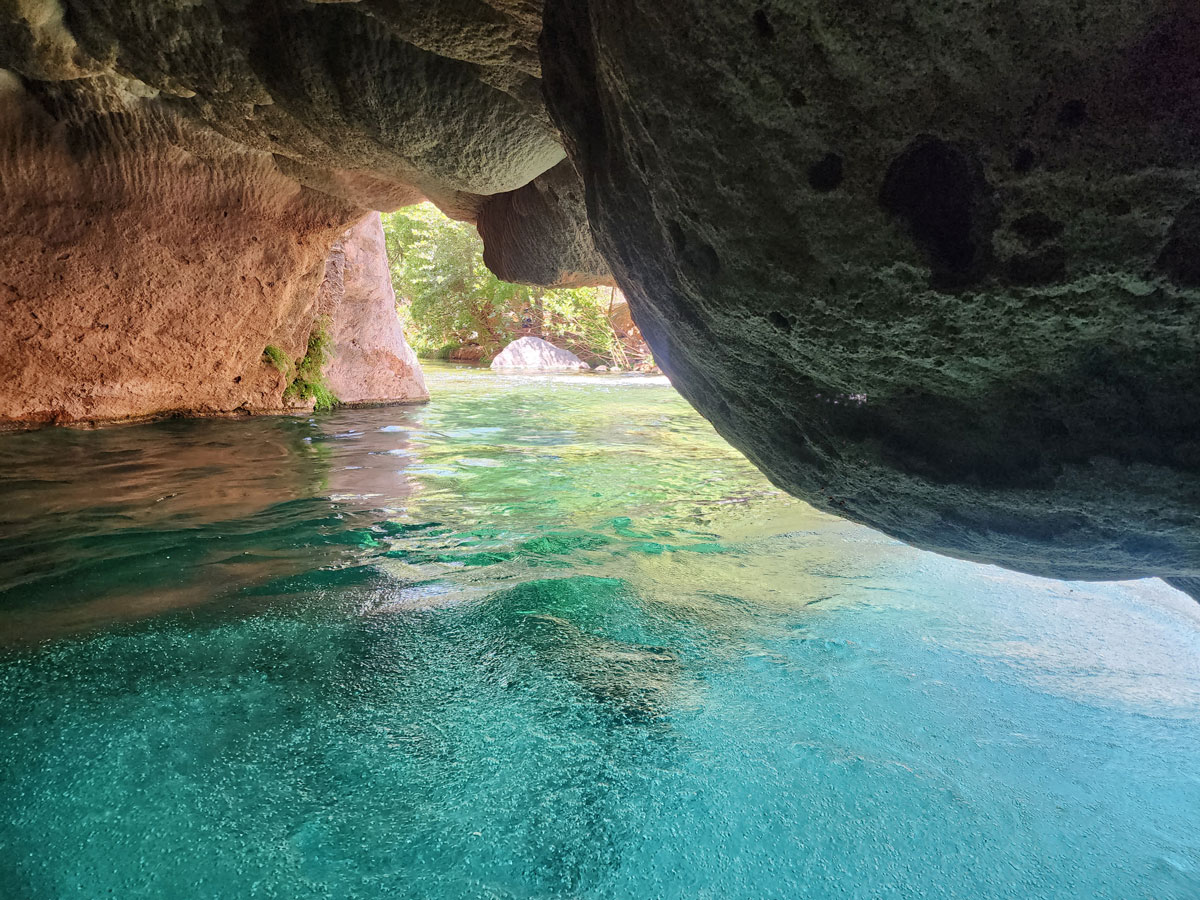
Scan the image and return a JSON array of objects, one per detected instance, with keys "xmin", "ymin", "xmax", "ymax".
[{"xmin": 1, "ymin": 363, "xmax": 1198, "ymax": 899}]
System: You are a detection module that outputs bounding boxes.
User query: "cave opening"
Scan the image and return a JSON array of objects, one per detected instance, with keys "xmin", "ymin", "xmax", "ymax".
[{"xmin": 1, "ymin": 1, "xmax": 1199, "ymax": 895}]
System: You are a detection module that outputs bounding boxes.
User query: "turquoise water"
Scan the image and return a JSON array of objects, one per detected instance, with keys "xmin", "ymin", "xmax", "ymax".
[{"xmin": 1, "ymin": 363, "xmax": 1199, "ymax": 899}]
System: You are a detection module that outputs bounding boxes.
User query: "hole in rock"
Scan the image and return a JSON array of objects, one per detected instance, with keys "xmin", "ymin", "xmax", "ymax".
[
  {"xmin": 1012, "ymin": 145, "xmax": 1036, "ymax": 173},
  {"xmin": 753, "ymin": 8, "xmax": 775, "ymax": 42},
  {"xmin": 1057, "ymin": 99, "xmax": 1087, "ymax": 127},
  {"xmin": 879, "ymin": 135, "xmax": 997, "ymax": 283},
  {"xmin": 808, "ymin": 153, "xmax": 844, "ymax": 192}
]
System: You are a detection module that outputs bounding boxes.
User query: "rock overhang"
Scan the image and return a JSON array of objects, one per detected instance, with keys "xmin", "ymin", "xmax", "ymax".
[{"xmin": 1, "ymin": 0, "xmax": 1199, "ymax": 593}]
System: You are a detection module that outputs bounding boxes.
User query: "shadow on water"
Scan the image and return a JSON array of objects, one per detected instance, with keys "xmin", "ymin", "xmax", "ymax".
[
  {"xmin": 0, "ymin": 572, "xmax": 686, "ymax": 897},
  {"xmin": 453, "ymin": 576, "xmax": 688, "ymax": 725}
]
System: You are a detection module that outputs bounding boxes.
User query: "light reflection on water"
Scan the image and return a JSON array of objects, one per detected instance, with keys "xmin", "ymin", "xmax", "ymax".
[{"xmin": 0, "ymin": 362, "xmax": 1198, "ymax": 899}]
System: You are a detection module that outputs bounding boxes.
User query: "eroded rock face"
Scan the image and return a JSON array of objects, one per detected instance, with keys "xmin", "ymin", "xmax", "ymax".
[
  {"xmin": 0, "ymin": 0, "xmax": 559, "ymax": 213},
  {"xmin": 322, "ymin": 214, "xmax": 428, "ymax": 405},
  {"xmin": 3, "ymin": 0, "xmax": 1200, "ymax": 591},
  {"xmin": 0, "ymin": 0, "xmax": 559, "ymax": 425},
  {"xmin": 477, "ymin": 159, "xmax": 612, "ymax": 287},
  {"xmin": 540, "ymin": 0, "xmax": 1200, "ymax": 583},
  {"xmin": 0, "ymin": 78, "xmax": 357, "ymax": 426}
]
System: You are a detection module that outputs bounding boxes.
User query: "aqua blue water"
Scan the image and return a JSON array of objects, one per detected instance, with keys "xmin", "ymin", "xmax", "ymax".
[{"xmin": 1, "ymin": 363, "xmax": 1199, "ymax": 899}]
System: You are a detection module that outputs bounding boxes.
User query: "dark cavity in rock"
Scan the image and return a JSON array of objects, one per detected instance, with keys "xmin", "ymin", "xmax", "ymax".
[
  {"xmin": 753, "ymin": 9, "xmax": 775, "ymax": 42},
  {"xmin": 1056, "ymin": 99, "xmax": 1088, "ymax": 128},
  {"xmin": 879, "ymin": 136, "xmax": 997, "ymax": 284},
  {"xmin": 1011, "ymin": 212, "xmax": 1065, "ymax": 248},
  {"xmin": 1011, "ymin": 145, "xmax": 1036, "ymax": 173},
  {"xmin": 808, "ymin": 153, "xmax": 844, "ymax": 192},
  {"xmin": 1106, "ymin": 197, "xmax": 1133, "ymax": 216}
]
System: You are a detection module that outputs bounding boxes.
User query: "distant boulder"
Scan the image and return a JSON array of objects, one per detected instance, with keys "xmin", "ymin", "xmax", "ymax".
[{"xmin": 491, "ymin": 336, "xmax": 589, "ymax": 371}]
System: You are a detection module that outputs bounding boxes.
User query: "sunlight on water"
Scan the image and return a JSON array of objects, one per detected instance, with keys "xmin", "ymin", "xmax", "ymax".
[{"xmin": 1, "ymin": 363, "xmax": 1198, "ymax": 898}]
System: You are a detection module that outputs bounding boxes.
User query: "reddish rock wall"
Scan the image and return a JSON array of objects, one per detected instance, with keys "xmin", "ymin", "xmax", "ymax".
[{"xmin": 0, "ymin": 82, "xmax": 361, "ymax": 426}]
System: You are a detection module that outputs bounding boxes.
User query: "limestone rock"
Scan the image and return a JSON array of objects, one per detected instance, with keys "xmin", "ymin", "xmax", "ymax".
[
  {"xmin": 0, "ymin": 80, "xmax": 357, "ymax": 426},
  {"xmin": 541, "ymin": 0, "xmax": 1200, "ymax": 585},
  {"xmin": 477, "ymin": 159, "xmax": 612, "ymax": 287},
  {"xmin": 491, "ymin": 336, "xmax": 588, "ymax": 371},
  {"xmin": 4, "ymin": 0, "xmax": 1200, "ymax": 593},
  {"xmin": 322, "ymin": 214, "xmax": 429, "ymax": 405},
  {"xmin": 0, "ymin": 0, "xmax": 561, "ymax": 211}
]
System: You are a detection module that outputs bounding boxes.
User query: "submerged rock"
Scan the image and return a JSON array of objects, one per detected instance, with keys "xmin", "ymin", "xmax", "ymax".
[{"xmin": 491, "ymin": 337, "xmax": 589, "ymax": 371}]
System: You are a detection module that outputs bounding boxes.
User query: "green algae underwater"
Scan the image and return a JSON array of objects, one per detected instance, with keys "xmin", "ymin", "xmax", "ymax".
[{"xmin": 1, "ymin": 363, "xmax": 1199, "ymax": 899}]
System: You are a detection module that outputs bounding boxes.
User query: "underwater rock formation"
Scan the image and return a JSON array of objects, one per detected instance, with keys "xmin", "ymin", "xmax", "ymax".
[
  {"xmin": 322, "ymin": 214, "xmax": 428, "ymax": 406},
  {"xmin": 2, "ymin": 0, "xmax": 1199, "ymax": 589}
]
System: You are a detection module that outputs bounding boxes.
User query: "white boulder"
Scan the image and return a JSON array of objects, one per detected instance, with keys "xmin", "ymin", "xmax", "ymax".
[{"xmin": 491, "ymin": 336, "xmax": 589, "ymax": 371}]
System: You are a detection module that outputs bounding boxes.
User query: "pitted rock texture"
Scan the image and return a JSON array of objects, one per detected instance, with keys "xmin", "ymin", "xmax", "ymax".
[
  {"xmin": 477, "ymin": 159, "xmax": 612, "ymax": 287},
  {"xmin": 492, "ymin": 336, "xmax": 588, "ymax": 370},
  {"xmin": 4, "ymin": 0, "xmax": 1200, "ymax": 591},
  {"xmin": 0, "ymin": 0, "xmax": 557, "ymax": 422},
  {"xmin": 541, "ymin": 0, "xmax": 1200, "ymax": 584},
  {"xmin": 0, "ymin": 0, "xmax": 561, "ymax": 213},
  {"xmin": 322, "ymin": 214, "xmax": 429, "ymax": 405}
]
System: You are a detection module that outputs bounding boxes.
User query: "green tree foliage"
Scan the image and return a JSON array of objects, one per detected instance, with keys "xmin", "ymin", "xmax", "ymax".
[{"xmin": 382, "ymin": 203, "xmax": 628, "ymax": 365}]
